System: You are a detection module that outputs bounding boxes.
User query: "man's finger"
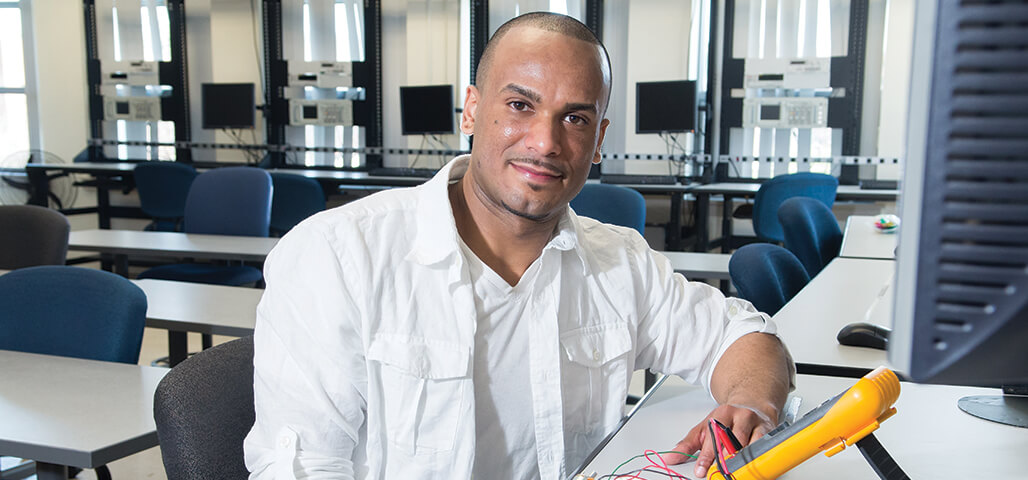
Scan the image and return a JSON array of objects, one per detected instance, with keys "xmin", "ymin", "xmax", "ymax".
[{"xmin": 664, "ymin": 424, "xmax": 705, "ymax": 465}]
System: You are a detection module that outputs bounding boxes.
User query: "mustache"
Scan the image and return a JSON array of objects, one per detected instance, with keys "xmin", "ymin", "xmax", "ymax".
[{"xmin": 507, "ymin": 158, "xmax": 566, "ymax": 177}]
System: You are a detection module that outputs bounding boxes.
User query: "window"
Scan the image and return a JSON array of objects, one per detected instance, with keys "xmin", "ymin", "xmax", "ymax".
[{"xmin": 0, "ymin": 1, "xmax": 35, "ymax": 164}]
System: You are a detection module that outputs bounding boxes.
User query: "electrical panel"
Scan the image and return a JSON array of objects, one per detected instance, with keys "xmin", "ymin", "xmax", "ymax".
[
  {"xmin": 742, "ymin": 97, "xmax": 827, "ymax": 129},
  {"xmin": 288, "ymin": 61, "xmax": 354, "ymax": 88},
  {"xmin": 103, "ymin": 96, "xmax": 162, "ymax": 122},
  {"xmin": 289, "ymin": 99, "xmax": 354, "ymax": 126},
  {"xmin": 101, "ymin": 61, "xmax": 161, "ymax": 86},
  {"xmin": 743, "ymin": 58, "xmax": 831, "ymax": 89}
]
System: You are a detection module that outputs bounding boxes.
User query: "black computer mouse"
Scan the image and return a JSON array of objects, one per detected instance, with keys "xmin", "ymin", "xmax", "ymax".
[{"xmin": 837, "ymin": 322, "xmax": 891, "ymax": 350}]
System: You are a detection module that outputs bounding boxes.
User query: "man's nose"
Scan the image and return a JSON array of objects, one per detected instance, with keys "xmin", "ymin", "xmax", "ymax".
[{"xmin": 524, "ymin": 115, "xmax": 562, "ymax": 157}]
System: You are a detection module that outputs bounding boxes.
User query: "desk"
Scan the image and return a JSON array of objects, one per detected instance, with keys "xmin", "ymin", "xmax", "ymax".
[
  {"xmin": 611, "ymin": 182, "xmax": 694, "ymax": 251},
  {"xmin": 576, "ymin": 374, "xmax": 1025, "ymax": 479},
  {"xmin": 68, "ymin": 229, "xmax": 278, "ymax": 276},
  {"xmin": 773, "ymin": 257, "xmax": 895, "ymax": 377},
  {"xmin": 660, "ymin": 251, "xmax": 731, "ymax": 281},
  {"xmin": 0, "ymin": 350, "xmax": 167, "ymax": 480},
  {"xmin": 135, "ymin": 279, "xmax": 261, "ymax": 366},
  {"xmin": 839, "ymin": 215, "xmax": 898, "ymax": 259},
  {"xmin": 25, "ymin": 162, "xmax": 143, "ymax": 228},
  {"xmin": 691, "ymin": 183, "xmax": 899, "ymax": 252}
]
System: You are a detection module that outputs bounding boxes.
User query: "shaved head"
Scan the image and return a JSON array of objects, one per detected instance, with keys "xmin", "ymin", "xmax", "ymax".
[{"xmin": 476, "ymin": 12, "xmax": 612, "ymax": 113}]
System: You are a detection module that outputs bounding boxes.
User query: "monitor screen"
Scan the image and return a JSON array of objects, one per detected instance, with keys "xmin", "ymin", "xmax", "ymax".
[
  {"xmin": 399, "ymin": 85, "xmax": 455, "ymax": 135},
  {"xmin": 888, "ymin": 0, "xmax": 1027, "ymax": 427},
  {"xmin": 202, "ymin": 83, "xmax": 256, "ymax": 129},
  {"xmin": 635, "ymin": 80, "xmax": 697, "ymax": 134}
]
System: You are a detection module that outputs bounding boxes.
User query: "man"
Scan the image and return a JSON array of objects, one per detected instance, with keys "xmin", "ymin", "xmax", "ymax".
[{"xmin": 244, "ymin": 12, "xmax": 793, "ymax": 479}]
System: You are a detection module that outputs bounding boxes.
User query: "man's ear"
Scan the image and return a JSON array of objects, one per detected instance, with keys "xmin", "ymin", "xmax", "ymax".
[
  {"xmin": 461, "ymin": 85, "xmax": 480, "ymax": 135},
  {"xmin": 593, "ymin": 118, "xmax": 610, "ymax": 164}
]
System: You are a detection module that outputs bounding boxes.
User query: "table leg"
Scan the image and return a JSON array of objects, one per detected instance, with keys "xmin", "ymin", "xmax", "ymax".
[
  {"xmin": 667, "ymin": 192, "xmax": 683, "ymax": 251},
  {"xmin": 169, "ymin": 331, "xmax": 188, "ymax": 367},
  {"xmin": 33, "ymin": 462, "xmax": 68, "ymax": 480},
  {"xmin": 114, "ymin": 254, "xmax": 129, "ymax": 277},
  {"xmin": 721, "ymin": 195, "xmax": 734, "ymax": 253},
  {"xmin": 695, "ymin": 193, "xmax": 710, "ymax": 252},
  {"xmin": 96, "ymin": 181, "xmax": 112, "ymax": 230}
]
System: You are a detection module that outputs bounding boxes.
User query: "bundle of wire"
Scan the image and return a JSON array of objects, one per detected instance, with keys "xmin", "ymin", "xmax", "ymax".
[
  {"xmin": 593, "ymin": 449, "xmax": 695, "ymax": 479},
  {"xmin": 707, "ymin": 418, "xmax": 742, "ymax": 480}
]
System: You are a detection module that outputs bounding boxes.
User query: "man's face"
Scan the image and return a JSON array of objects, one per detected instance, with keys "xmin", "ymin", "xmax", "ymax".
[{"xmin": 460, "ymin": 27, "xmax": 610, "ymax": 223}]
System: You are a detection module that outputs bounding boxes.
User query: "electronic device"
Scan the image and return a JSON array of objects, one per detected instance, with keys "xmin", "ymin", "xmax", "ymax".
[
  {"xmin": 635, "ymin": 80, "xmax": 696, "ymax": 134},
  {"xmin": 743, "ymin": 57, "xmax": 831, "ymax": 89},
  {"xmin": 888, "ymin": 0, "xmax": 1028, "ymax": 428},
  {"xmin": 399, "ymin": 85, "xmax": 455, "ymax": 135},
  {"xmin": 600, "ymin": 174, "xmax": 677, "ymax": 185},
  {"xmin": 706, "ymin": 367, "xmax": 905, "ymax": 480},
  {"xmin": 742, "ymin": 97, "xmax": 827, "ymax": 129},
  {"xmin": 287, "ymin": 61, "xmax": 354, "ymax": 88},
  {"xmin": 103, "ymin": 96, "xmax": 162, "ymax": 122},
  {"xmin": 201, "ymin": 83, "xmax": 255, "ymax": 129},
  {"xmin": 837, "ymin": 322, "xmax": 890, "ymax": 350},
  {"xmin": 101, "ymin": 60, "xmax": 160, "ymax": 86},
  {"xmin": 288, "ymin": 99, "xmax": 354, "ymax": 126}
]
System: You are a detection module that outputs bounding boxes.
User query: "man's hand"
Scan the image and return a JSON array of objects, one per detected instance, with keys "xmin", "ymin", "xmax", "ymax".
[{"xmin": 663, "ymin": 403, "xmax": 776, "ymax": 478}]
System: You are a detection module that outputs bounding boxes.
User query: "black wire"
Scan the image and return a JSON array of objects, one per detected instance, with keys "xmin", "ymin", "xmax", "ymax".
[
  {"xmin": 709, "ymin": 422, "xmax": 729, "ymax": 480},
  {"xmin": 712, "ymin": 419, "xmax": 743, "ymax": 451}
]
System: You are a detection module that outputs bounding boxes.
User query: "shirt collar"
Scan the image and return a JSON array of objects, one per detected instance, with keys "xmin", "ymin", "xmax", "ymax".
[{"xmin": 406, "ymin": 155, "xmax": 591, "ymax": 276}]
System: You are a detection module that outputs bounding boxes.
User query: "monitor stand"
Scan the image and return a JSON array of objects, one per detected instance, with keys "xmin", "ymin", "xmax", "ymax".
[{"xmin": 957, "ymin": 386, "xmax": 1028, "ymax": 428}]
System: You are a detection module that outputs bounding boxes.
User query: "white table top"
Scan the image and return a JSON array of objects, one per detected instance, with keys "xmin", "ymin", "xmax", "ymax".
[
  {"xmin": 773, "ymin": 257, "xmax": 896, "ymax": 375},
  {"xmin": 25, "ymin": 162, "xmax": 138, "ymax": 173},
  {"xmin": 660, "ymin": 251, "xmax": 732, "ymax": 280},
  {"xmin": 68, "ymin": 229, "xmax": 278, "ymax": 262},
  {"xmin": 690, "ymin": 182, "xmax": 898, "ymax": 201},
  {"xmin": 839, "ymin": 215, "xmax": 898, "ymax": 259},
  {"xmin": 134, "ymin": 279, "xmax": 261, "ymax": 336},
  {"xmin": 0, "ymin": 350, "xmax": 167, "ymax": 468},
  {"xmin": 577, "ymin": 374, "xmax": 1025, "ymax": 478}
]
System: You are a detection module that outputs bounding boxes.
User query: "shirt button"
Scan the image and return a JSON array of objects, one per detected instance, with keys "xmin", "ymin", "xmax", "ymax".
[
  {"xmin": 729, "ymin": 305, "xmax": 739, "ymax": 316},
  {"xmin": 592, "ymin": 349, "xmax": 601, "ymax": 362},
  {"xmin": 279, "ymin": 436, "xmax": 292, "ymax": 448}
]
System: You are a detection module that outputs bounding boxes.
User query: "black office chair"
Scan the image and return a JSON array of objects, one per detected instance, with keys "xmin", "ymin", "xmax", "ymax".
[
  {"xmin": 0, "ymin": 205, "xmax": 70, "ymax": 269},
  {"xmin": 729, "ymin": 244, "xmax": 811, "ymax": 315},
  {"xmin": 153, "ymin": 336, "xmax": 255, "ymax": 480},
  {"xmin": 778, "ymin": 197, "xmax": 843, "ymax": 277}
]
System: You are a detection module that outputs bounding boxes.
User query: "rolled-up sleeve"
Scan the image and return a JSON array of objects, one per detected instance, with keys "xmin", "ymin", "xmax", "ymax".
[
  {"xmin": 632, "ymin": 239, "xmax": 782, "ymax": 391},
  {"xmin": 244, "ymin": 218, "xmax": 368, "ymax": 479}
]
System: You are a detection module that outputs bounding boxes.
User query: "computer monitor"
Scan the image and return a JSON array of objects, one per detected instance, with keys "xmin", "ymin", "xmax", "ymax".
[
  {"xmin": 201, "ymin": 83, "xmax": 256, "ymax": 129},
  {"xmin": 888, "ymin": 0, "xmax": 1028, "ymax": 428},
  {"xmin": 399, "ymin": 85, "xmax": 455, "ymax": 135},
  {"xmin": 635, "ymin": 80, "xmax": 696, "ymax": 134}
]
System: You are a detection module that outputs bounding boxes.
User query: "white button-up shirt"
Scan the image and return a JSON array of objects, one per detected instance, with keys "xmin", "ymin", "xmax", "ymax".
[{"xmin": 244, "ymin": 156, "xmax": 777, "ymax": 479}]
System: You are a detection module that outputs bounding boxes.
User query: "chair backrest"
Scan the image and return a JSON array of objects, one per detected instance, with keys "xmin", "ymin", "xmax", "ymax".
[
  {"xmin": 0, "ymin": 205, "xmax": 70, "ymax": 269},
  {"xmin": 184, "ymin": 166, "xmax": 273, "ymax": 237},
  {"xmin": 269, "ymin": 172, "xmax": 326, "ymax": 236},
  {"xmin": 154, "ymin": 336, "xmax": 254, "ymax": 480},
  {"xmin": 752, "ymin": 172, "xmax": 838, "ymax": 243},
  {"xmin": 0, "ymin": 266, "xmax": 147, "ymax": 363},
  {"xmin": 134, "ymin": 162, "xmax": 198, "ymax": 231},
  {"xmin": 729, "ymin": 243, "xmax": 811, "ymax": 315},
  {"xmin": 778, "ymin": 196, "xmax": 843, "ymax": 277},
  {"xmin": 570, "ymin": 183, "xmax": 647, "ymax": 235}
]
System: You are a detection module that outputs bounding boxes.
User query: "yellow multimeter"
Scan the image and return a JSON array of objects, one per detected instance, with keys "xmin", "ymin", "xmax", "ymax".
[{"xmin": 707, "ymin": 367, "xmax": 908, "ymax": 480}]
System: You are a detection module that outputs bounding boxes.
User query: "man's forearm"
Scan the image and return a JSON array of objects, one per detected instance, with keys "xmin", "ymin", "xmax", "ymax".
[{"xmin": 709, "ymin": 332, "xmax": 794, "ymax": 423}]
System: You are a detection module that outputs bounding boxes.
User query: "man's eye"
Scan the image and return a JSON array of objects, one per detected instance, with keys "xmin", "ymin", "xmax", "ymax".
[
  {"xmin": 566, "ymin": 114, "xmax": 588, "ymax": 125},
  {"xmin": 510, "ymin": 101, "xmax": 528, "ymax": 111}
]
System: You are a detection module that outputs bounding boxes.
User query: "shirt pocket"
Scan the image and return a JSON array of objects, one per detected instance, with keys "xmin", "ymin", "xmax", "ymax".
[
  {"xmin": 558, "ymin": 321, "xmax": 633, "ymax": 434},
  {"xmin": 366, "ymin": 334, "xmax": 470, "ymax": 456}
]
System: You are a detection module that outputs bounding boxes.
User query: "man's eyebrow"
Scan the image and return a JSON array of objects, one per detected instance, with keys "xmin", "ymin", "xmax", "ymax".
[
  {"xmin": 502, "ymin": 83, "xmax": 597, "ymax": 114},
  {"xmin": 502, "ymin": 84, "xmax": 542, "ymax": 104}
]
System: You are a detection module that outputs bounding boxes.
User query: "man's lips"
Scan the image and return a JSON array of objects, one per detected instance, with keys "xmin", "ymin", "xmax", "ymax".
[{"xmin": 510, "ymin": 161, "xmax": 564, "ymax": 182}]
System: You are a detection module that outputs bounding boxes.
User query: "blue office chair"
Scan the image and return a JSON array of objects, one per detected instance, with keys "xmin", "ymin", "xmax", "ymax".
[
  {"xmin": 0, "ymin": 266, "xmax": 147, "ymax": 363},
  {"xmin": 270, "ymin": 172, "xmax": 326, "ymax": 236},
  {"xmin": 729, "ymin": 244, "xmax": 811, "ymax": 315},
  {"xmin": 137, "ymin": 166, "xmax": 272, "ymax": 286},
  {"xmin": 778, "ymin": 197, "xmax": 843, "ymax": 278},
  {"xmin": 751, "ymin": 172, "xmax": 838, "ymax": 243},
  {"xmin": 0, "ymin": 205, "xmax": 70, "ymax": 269},
  {"xmin": 570, "ymin": 183, "xmax": 646, "ymax": 235},
  {"xmin": 0, "ymin": 266, "xmax": 146, "ymax": 479},
  {"xmin": 134, "ymin": 161, "xmax": 198, "ymax": 232}
]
